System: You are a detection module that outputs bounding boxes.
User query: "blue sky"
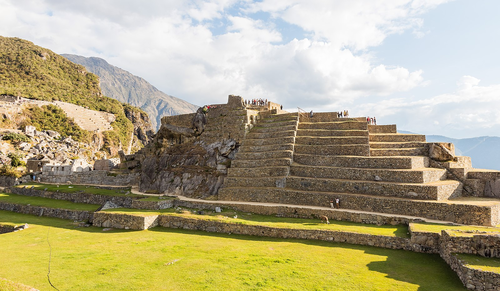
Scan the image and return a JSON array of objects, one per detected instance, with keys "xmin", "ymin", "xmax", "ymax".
[{"xmin": 1, "ymin": 0, "xmax": 499, "ymax": 138}]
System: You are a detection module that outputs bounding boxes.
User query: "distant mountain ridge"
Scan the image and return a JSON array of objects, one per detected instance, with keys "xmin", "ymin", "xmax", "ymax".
[
  {"xmin": 62, "ymin": 54, "xmax": 199, "ymax": 130},
  {"xmin": 399, "ymin": 130, "xmax": 500, "ymax": 171}
]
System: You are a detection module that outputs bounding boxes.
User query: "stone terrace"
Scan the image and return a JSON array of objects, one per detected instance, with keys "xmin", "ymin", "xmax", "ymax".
[{"xmin": 220, "ymin": 112, "xmax": 500, "ymax": 226}]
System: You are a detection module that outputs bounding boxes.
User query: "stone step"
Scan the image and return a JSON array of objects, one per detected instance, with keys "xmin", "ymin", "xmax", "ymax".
[
  {"xmin": 217, "ymin": 187, "xmax": 498, "ymax": 226},
  {"xmin": 293, "ymin": 154, "xmax": 429, "ymax": 169},
  {"xmin": 251, "ymin": 124, "xmax": 297, "ymax": 133},
  {"xmin": 232, "ymin": 158, "xmax": 292, "ymax": 168},
  {"xmin": 369, "ymin": 134, "xmax": 426, "ymax": 142},
  {"xmin": 299, "ymin": 114, "xmax": 366, "ymax": 123},
  {"xmin": 295, "ymin": 136, "xmax": 369, "ymax": 145},
  {"xmin": 299, "ymin": 121, "xmax": 368, "ymax": 131},
  {"xmin": 368, "ymin": 125, "xmax": 397, "ymax": 134},
  {"xmin": 369, "ymin": 142, "xmax": 427, "ymax": 149},
  {"xmin": 224, "ymin": 176, "xmax": 286, "ymax": 188},
  {"xmin": 289, "ymin": 164, "xmax": 447, "ymax": 183},
  {"xmin": 238, "ymin": 143, "xmax": 294, "ymax": 153},
  {"xmin": 222, "ymin": 176, "xmax": 461, "ymax": 200},
  {"xmin": 296, "ymin": 129, "xmax": 369, "ymax": 137},
  {"xmin": 246, "ymin": 130, "xmax": 296, "ymax": 140},
  {"xmin": 260, "ymin": 113, "xmax": 299, "ymax": 123},
  {"xmin": 285, "ymin": 176, "xmax": 461, "ymax": 200},
  {"xmin": 242, "ymin": 136, "xmax": 295, "ymax": 146},
  {"xmin": 227, "ymin": 166, "xmax": 290, "ymax": 177},
  {"xmin": 294, "ymin": 144, "xmax": 370, "ymax": 156},
  {"xmin": 255, "ymin": 120, "xmax": 298, "ymax": 128},
  {"xmin": 235, "ymin": 150, "xmax": 293, "ymax": 160},
  {"xmin": 370, "ymin": 148, "xmax": 427, "ymax": 157}
]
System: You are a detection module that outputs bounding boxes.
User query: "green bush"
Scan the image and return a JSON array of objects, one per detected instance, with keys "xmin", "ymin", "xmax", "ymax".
[
  {"xmin": 7, "ymin": 153, "xmax": 25, "ymax": 167},
  {"xmin": 0, "ymin": 165, "xmax": 23, "ymax": 177},
  {"xmin": 1, "ymin": 133, "xmax": 30, "ymax": 143}
]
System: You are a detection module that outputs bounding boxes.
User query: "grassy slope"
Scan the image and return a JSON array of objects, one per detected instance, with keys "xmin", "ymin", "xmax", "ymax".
[
  {"xmin": 410, "ymin": 222, "xmax": 500, "ymax": 235},
  {"xmin": 456, "ymin": 254, "xmax": 500, "ymax": 273},
  {"xmin": 0, "ymin": 211, "xmax": 466, "ymax": 290},
  {"xmin": 0, "ymin": 36, "xmax": 135, "ymax": 153},
  {"xmin": 17, "ymin": 183, "xmax": 139, "ymax": 197}
]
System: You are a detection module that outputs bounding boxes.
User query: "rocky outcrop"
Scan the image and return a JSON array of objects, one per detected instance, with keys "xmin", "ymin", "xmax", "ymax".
[
  {"xmin": 429, "ymin": 142, "xmax": 456, "ymax": 162},
  {"xmin": 123, "ymin": 105, "xmax": 154, "ymax": 146},
  {"xmin": 139, "ymin": 139, "xmax": 237, "ymax": 197}
]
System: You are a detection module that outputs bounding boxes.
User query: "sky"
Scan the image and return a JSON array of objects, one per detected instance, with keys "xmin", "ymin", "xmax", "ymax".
[{"xmin": 1, "ymin": 0, "xmax": 499, "ymax": 138}]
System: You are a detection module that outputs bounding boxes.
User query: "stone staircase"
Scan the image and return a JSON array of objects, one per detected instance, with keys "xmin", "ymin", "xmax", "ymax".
[{"xmin": 220, "ymin": 113, "xmax": 500, "ymax": 226}]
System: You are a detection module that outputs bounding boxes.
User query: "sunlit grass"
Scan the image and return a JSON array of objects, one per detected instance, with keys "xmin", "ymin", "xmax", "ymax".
[
  {"xmin": 456, "ymin": 254, "xmax": 500, "ymax": 273},
  {"xmin": 410, "ymin": 222, "xmax": 500, "ymax": 236},
  {"xmin": 0, "ymin": 211, "xmax": 465, "ymax": 290}
]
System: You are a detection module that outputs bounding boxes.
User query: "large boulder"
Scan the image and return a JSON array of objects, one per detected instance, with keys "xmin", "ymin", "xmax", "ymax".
[{"xmin": 429, "ymin": 142, "xmax": 456, "ymax": 162}]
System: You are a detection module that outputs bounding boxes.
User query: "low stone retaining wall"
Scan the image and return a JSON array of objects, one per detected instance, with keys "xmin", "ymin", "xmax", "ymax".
[
  {"xmin": 440, "ymin": 230, "xmax": 500, "ymax": 259},
  {"xmin": 0, "ymin": 175, "xmax": 17, "ymax": 187},
  {"xmin": 92, "ymin": 212, "xmax": 158, "ymax": 230},
  {"xmin": 40, "ymin": 171, "xmax": 139, "ymax": 186},
  {"xmin": 446, "ymin": 253, "xmax": 500, "ymax": 291},
  {"xmin": 10, "ymin": 187, "xmax": 137, "ymax": 207},
  {"xmin": 181, "ymin": 201, "xmax": 416, "ymax": 226},
  {"xmin": 158, "ymin": 215, "xmax": 413, "ymax": 250},
  {"xmin": 0, "ymin": 202, "xmax": 93, "ymax": 221},
  {"xmin": 131, "ymin": 199, "xmax": 174, "ymax": 210}
]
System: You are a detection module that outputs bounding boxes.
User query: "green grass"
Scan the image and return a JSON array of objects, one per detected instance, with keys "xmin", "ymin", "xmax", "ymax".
[
  {"xmin": 456, "ymin": 254, "xmax": 500, "ymax": 273},
  {"xmin": 0, "ymin": 193, "xmax": 100, "ymax": 211},
  {"xmin": 16, "ymin": 183, "xmax": 140, "ymax": 197},
  {"xmin": 410, "ymin": 222, "xmax": 500, "ymax": 236},
  {"xmin": 103, "ymin": 208, "xmax": 409, "ymax": 237},
  {"xmin": 0, "ymin": 211, "xmax": 465, "ymax": 290}
]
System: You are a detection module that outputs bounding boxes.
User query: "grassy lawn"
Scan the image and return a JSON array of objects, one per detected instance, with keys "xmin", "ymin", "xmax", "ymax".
[
  {"xmin": 103, "ymin": 208, "xmax": 409, "ymax": 237},
  {"xmin": 15, "ymin": 183, "xmax": 142, "ymax": 197},
  {"xmin": 0, "ymin": 211, "xmax": 465, "ymax": 290},
  {"xmin": 0, "ymin": 193, "xmax": 100, "ymax": 211},
  {"xmin": 456, "ymin": 254, "xmax": 500, "ymax": 273},
  {"xmin": 410, "ymin": 223, "xmax": 500, "ymax": 236}
]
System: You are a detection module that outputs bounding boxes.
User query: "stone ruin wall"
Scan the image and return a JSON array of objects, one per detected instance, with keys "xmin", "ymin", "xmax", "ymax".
[{"xmin": 138, "ymin": 95, "xmax": 266, "ymax": 196}]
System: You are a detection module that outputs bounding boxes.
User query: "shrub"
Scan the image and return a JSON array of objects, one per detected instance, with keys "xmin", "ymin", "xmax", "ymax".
[
  {"xmin": 2, "ymin": 133, "xmax": 30, "ymax": 143},
  {"xmin": 0, "ymin": 165, "xmax": 23, "ymax": 177},
  {"xmin": 7, "ymin": 153, "xmax": 25, "ymax": 167}
]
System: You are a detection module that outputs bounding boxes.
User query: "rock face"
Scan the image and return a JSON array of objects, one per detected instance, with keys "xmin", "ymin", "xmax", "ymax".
[
  {"xmin": 429, "ymin": 142, "xmax": 456, "ymax": 162},
  {"xmin": 123, "ymin": 105, "xmax": 154, "ymax": 146}
]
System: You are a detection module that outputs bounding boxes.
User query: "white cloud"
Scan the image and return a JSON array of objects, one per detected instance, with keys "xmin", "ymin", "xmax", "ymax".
[
  {"xmin": 353, "ymin": 76, "xmax": 500, "ymax": 138},
  {"xmin": 0, "ymin": 0, "xmax": 446, "ymax": 111}
]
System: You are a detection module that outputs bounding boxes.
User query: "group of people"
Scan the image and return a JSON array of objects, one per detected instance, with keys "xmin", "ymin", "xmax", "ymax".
[
  {"xmin": 337, "ymin": 110, "xmax": 349, "ymax": 118},
  {"xmin": 245, "ymin": 99, "xmax": 268, "ymax": 107},
  {"xmin": 366, "ymin": 116, "xmax": 377, "ymax": 125},
  {"xmin": 329, "ymin": 198, "xmax": 340, "ymax": 209}
]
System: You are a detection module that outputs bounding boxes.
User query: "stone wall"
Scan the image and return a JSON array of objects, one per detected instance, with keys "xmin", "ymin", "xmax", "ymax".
[
  {"xmin": 218, "ymin": 187, "xmax": 499, "ymax": 226},
  {"xmin": 9, "ymin": 187, "xmax": 137, "ymax": 207},
  {"xmin": 92, "ymin": 212, "xmax": 159, "ymax": 230},
  {"xmin": 0, "ymin": 175, "xmax": 17, "ymax": 187},
  {"xmin": 157, "ymin": 215, "xmax": 414, "ymax": 250},
  {"xmin": 439, "ymin": 230, "xmax": 500, "ymax": 290},
  {"xmin": 174, "ymin": 199, "xmax": 417, "ymax": 226},
  {"xmin": 40, "ymin": 170, "xmax": 139, "ymax": 186},
  {"xmin": 446, "ymin": 253, "xmax": 500, "ymax": 291},
  {"xmin": 0, "ymin": 202, "xmax": 93, "ymax": 221},
  {"xmin": 131, "ymin": 199, "xmax": 174, "ymax": 210}
]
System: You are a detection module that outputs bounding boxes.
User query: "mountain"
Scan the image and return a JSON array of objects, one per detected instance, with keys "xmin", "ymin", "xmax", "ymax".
[
  {"xmin": 61, "ymin": 54, "xmax": 199, "ymax": 130},
  {"xmin": 0, "ymin": 36, "xmax": 152, "ymax": 155},
  {"xmin": 426, "ymin": 135, "xmax": 500, "ymax": 171}
]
